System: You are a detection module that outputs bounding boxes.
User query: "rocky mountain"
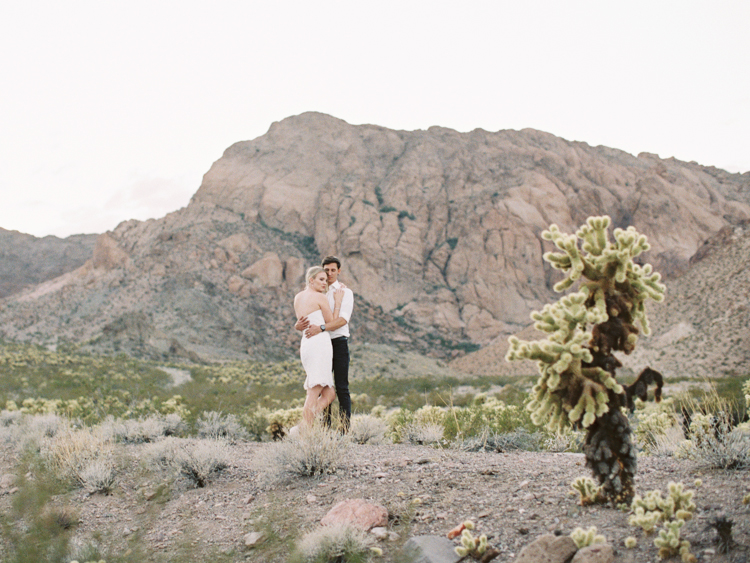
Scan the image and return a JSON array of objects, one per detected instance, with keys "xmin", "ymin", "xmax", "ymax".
[
  {"xmin": 1, "ymin": 113, "xmax": 748, "ymax": 367},
  {"xmin": 0, "ymin": 228, "xmax": 97, "ymax": 298}
]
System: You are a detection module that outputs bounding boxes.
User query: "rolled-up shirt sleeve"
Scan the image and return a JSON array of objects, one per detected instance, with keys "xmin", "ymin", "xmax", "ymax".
[{"xmin": 339, "ymin": 289, "xmax": 354, "ymax": 323}]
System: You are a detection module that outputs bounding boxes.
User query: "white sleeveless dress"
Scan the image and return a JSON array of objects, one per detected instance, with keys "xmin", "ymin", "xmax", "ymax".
[{"xmin": 300, "ymin": 309, "xmax": 334, "ymax": 390}]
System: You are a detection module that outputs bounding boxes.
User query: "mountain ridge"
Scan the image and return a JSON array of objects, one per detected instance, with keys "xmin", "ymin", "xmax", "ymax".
[{"xmin": 1, "ymin": 113, "xmax": 748, "ymax": 373}]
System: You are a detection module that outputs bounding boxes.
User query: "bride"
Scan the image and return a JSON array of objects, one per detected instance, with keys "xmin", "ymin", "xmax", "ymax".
[{"xmin": 293, "ymin": 266, "xmax": 345, "ymax": 427}]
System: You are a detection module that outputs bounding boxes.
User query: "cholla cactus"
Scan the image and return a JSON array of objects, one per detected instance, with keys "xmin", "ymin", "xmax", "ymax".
[
  {"xmin": 450, "ymin": 521, "xmax": 500, "ymax": 562},
  {"xmin": 507, "ymin": 216, "xmax": 665, "ymax": 504},
  {"xmin": 570, "ymin": 526, "xmax": 606, "ymax": 548},
  {"xmin": 630, "ymin": 482, "xmax": 697, "ymax": 562},
  {"xmin": 654, "ymin": 519, "xmax": 695, "ymax": 562},
  {"xmin": 629, "ymin": 482, "xmax": 696, "ymax": 532},
  {"xmin": 571, "ymin": 476, "xmax": 606, "ymax": 506}
]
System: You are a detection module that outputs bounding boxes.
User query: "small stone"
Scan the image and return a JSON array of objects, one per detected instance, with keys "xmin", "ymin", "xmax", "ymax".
[
  {"xmin": 371, "ymin": 527, "xmax": 388, "ymax": 540},
  {"xmin": 519, "ymin": 527, "xmax": 530, "ymax": 535},
  {"xmin": 243, "ymin": 531, "xmax": 265, "ymax": 548},
  {"xmin": 518, "ymin": 480, "xmax": 530, "ymax": 489},
  {"xmin": 374, "ymin": 472, "xmax": 388, "ymax": 479},
  {"xmin": 478, "ymin": 510, "xmax": 491, "ymax": 518},
  {"xmin": 8, "ymin": 487, "xmax": 19, "ymax": 495},
  {"xmin": 387, "ymin": 531, "xmax": 401, "ymax": 542},
  {"xmin": 704, "ymin": 548, "xmax": 716, "ymax": 555},
  {"xmin": 243, "ymin": 495, "xmax": 254, "ymax": 504},
  {"xmin": 306, "ymin": 494, "xmax": 317, "ymax": 504},
  {"xmin": 435, "ymin": 512, "xmax": 447, "ymax": 519},
  {"xmin": 144, "ymin": 489, "xmax": 158, "ymax": 501}
]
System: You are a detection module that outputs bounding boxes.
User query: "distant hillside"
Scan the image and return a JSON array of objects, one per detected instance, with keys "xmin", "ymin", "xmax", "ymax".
[
  {"xmin": 0, "ymin": 228, "xmax": 97, "ymax": 298},
  {"xmin": 0, "ymin": 113, "xmax": 748, "ymax": 363}
]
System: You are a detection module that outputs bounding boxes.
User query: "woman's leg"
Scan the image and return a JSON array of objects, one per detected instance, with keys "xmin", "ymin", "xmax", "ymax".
[{"xmin": 303, "ymin": 385, "xmax": 336, "ymax": 425}]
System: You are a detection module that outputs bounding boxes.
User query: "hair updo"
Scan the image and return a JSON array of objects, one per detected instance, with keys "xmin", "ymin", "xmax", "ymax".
[{"xmin": 305, "ymin": 266, "xmax": 326, "ymax": 288}]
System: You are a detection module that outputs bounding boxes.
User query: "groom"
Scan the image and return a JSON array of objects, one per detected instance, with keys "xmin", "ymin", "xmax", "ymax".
[{"xmin": 295, "ymin": 255, "xmax": 354, "ymax": 430}]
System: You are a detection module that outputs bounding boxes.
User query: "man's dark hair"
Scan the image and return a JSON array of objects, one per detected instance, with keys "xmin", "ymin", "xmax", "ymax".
[{"xmin": 322, "ymin": 255, "xmax": 341, "ymax": 269}]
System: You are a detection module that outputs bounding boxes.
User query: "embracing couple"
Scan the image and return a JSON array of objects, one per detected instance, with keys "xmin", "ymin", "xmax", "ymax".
[{"xmin": 292, "ymin": 256, "xmax": 353, "ymax": 432}]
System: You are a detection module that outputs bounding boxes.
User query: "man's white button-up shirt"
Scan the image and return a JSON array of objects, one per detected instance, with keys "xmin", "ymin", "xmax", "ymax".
[{"xmin": 327, "ymin": 280, "xmax": 353, "ymax": 338}]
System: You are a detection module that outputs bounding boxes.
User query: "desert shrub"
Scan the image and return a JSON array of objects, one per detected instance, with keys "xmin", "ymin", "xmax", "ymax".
[
  {"xmin": 142, "ymin": 436, "xmax": 181, "ymax": 471},
  {"xmin": 348, "ymin": 414, "xmax": 388, "ymax": 445},
  {"xmin": 647, "ymin": 424, "xmax": 686, "ymax": 457},
  {"xmin": 26, "ymin": 413, "xmax": 66, "ymax": 440},
  {"xmin": 680, "ymin": 412, "xmax": 749, "ymax": 469},
  {"xmin": 543, "ymin": 428, "xmax": 584, "ymax": 452},
  {"xmin": 40, "ymin": 427, "xmax": 115, "ymax": 491},
  {"xmin": 386, "ymin": 408, "xmax": 414, "ymax": 443},
  {"xmin": 404, "ymin": 422, "xmax": 445, "ymax": 446},
  {"xmin": 633, "ymin": 397, "xmax": 679, "ymax": 452},
  {"xmin": 460, "ymin": 428, "xmax": 543, "ymax": 453},
  {"xmin": 175, "ymin": 439, "xmax": 231, "ymax": 488},
  {"xmin": 253, "ymin": 422, "xmax": 349, "ymax": 488},
  {"xmin": 66, "ymin": 539, "xmax": 106, "ymax": 563},
  {"xmin": 196, "ymin": 411, "xmax": 248, "ymax": 443},
  {"xmin": 292, "ymin": 524, "xmax": 374, "ymax": 563},
  {"xmin": 244, "ymin": 405, "xmax": 272, "ymax": 441},
  {"xmin": 443, "ymin": 397, "xmax": 534, "ymax": 441},
  {"xmin": 267, "ymin": 407, "xmax": 304, "ymax": 432},
  {"xmin": 0, "ymin": 409, "xmax": 23, "ymax": 426},
  {"xmin": 79, "ymin": 458, "xmax": 117, "ymax": 494},
  {"xmin": 100, "ymin": 414, "xmax": 184, "ymax": 444}
]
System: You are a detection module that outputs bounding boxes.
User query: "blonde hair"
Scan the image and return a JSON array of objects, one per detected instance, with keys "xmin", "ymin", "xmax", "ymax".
[{"xmin": 305, "ymin": 266, "xmax": 326, "ymax": 288}]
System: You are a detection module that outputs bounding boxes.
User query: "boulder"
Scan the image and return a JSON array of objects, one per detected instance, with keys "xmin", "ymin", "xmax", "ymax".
[
  {"xmin": 218, "ymin": 233, "xmax": 251, "ymax": 254},
  {"xmin": 514, "ymin": 534, "xmax": 578, "ymax": 563},
  {"xmin": 241, "ymin": 252, "xmax": 283, "ymax": 287},
  {"xmin": 320, "ymin": 498, "xmax": 388, "ymax": 532},
  {"xmin": 571, "ymin": 544, "xmax": 615, "ymax": 563}
]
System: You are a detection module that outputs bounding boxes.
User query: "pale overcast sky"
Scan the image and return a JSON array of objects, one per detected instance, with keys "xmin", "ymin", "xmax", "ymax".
[{"xmin": 1, "ymin": 1, "xmax": 748, "ymax": 238}]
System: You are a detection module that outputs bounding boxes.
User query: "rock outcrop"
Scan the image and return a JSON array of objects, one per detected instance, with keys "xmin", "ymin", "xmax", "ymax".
[
  {"xmin": 0, "ymin": 228, "xmax": 97, "ymax": 298},
  {"xmin": 1, "ymin": 113, "xmax": 748, "ymax": 364}
]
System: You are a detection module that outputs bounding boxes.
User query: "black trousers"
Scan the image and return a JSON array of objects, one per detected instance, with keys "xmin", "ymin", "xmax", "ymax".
[{"xmin": 325, "ymin": 336, "xmax": 351, "ymax": 429}]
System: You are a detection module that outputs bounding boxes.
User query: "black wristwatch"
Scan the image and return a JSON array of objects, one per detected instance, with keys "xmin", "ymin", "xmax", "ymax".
[{"xmin": 320, "ymin": 324, "xmax": 326, "ymax": 332}]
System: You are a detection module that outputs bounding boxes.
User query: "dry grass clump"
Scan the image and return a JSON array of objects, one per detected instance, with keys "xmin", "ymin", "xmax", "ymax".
[
  {"xmin": 197, "ymin": 411, "xmax": 248, "ymax": 443},
  {"xmin": 253, "ymin": 421, "xmax": 349, "ymax": 488},
  {"xmin": 677, "ymin": 390, "xmax": 750, "ymax": 469},
  {"xmin": 100, "ymin": 414, "xmax": 186, "ymax": 444},
  {"xmin": 543, "ymin": 429, "xmax": 584, "ymax": 453},
  {"xmin": 142, "ymin": 436, "xmax": 182, "ymax": 471},
  {"xmin": 174, "ymin": 439, "xmax": 231, "ymax": 488},
  {"xmin": 40, "ymin": 426, "xmax": 116, "ymax": 492},
  {"xmin": 348, "ymin": 415, "xmax": 388, "ymax": 445},
  {"xmin": 647, "ymin": 424, "xmax": 686, "ymax": 457},
  {"xmin": 404, "ymin": 422, "xmax": 445, "ymax": 446},
  {"xmin": 684, "ymin": 415, "xmax": 750, "ymax": 469},
  {"xmin": 141, "ymin": 437, "xmax": 230, "ymax": 487},
  {"xmin": 0, "ymin": 409, "xmax": 24, "ymax": 427},
  {"xmin": 291, "ymin": 524, "xmax": 375, "ymax": 563}
]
